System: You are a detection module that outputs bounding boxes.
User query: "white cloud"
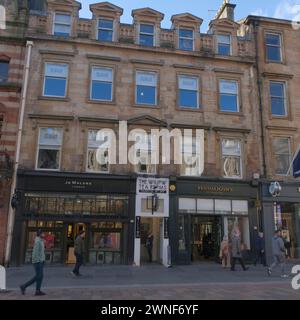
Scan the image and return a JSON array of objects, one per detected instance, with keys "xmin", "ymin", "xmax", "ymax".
[
  {"xmin": 251, "ymin": 8, "xmax": 269, "ymax": 17},
  {"xmin": 273, "ymin": 0, "xmax": 300, "ymax": 20}
]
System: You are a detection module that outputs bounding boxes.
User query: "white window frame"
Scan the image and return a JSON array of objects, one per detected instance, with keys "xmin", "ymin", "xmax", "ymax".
[
  {"xmin": 53, "ymin": 12, "xmax": 71, "ymax": 36},
  {"xmin": 35, "ymin": 127, "xmax": 63, "ymax": 171},
  {"xmin": 265, "ymin": 32, "xmax": 282, "ymax": 62},
  {"xmin": 217, "ymin": 34, "xmax": 232, "ymax": 55},
  {"xmin": 97, "ymin": 18, "xmax": 114, "ymax": 42},
  {"xmin": 178, "ymin": 28, "xmax": 194, "ymax": 51},
  {"xmin": 180, "ymin": 135, "xmax": 202, "ymax": 177},
  {"xmin": 90, "ymin": 66, "xmax": 113, "ymax": 102},
  {"xmin": 221, "ymin": 138, "xmax": 243, "ymax": 179},
  {"xmin": 139, "ymin": 23, "xmax": 155, "ymax": 46},
  {"xmin": 86, "ymin": 129, "xmax": 110, "ymax": 173},
  {"xmin": 272, "ymin": 137, "xmax": 291, "ymax": 176},
  {"xmin": 43, "ymin": 62, "xmax": 68, "ymax": 98},
  {"xmin": 178, "ymin": 75, "xmax": 199, "ymax": 109},
  {"xmin": 219, "ymin": 79, "xmax": 239, "ymax": 113},
  {"xmin": 135, "ymin": 70, "xmax": 158, "ymax": 106},
  {"xmin": 270, "ymin": 81, "xmax": 287, "ymax": 117}
]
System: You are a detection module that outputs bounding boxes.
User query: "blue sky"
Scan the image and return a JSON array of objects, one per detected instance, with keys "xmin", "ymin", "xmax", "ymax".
[{"xmin": 78, "ymin": 0, "xmax": 300, "ymax": 30}]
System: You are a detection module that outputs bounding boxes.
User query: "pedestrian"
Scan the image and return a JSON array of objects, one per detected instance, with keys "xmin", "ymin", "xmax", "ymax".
[
  {"xmin": 254, "ymin": 232, "xmax": 266, "ymax": 266},
  {"xmin": 267, "ymin": 230, "xmax": 288, "ymax": 278},
  {"xmin": 219, "ymin": 236, "xmax": 231, "ymax": 268},
  {"xmin": 230, "ymin": 229, "xmax": 248, "ymax": 271},
  {"xmin": 20, "ymin": 229, "xmax": 46, "ymax": 296},
  {"xmin": 71, "ymin": 230, "xmax": 85, "ymax": 277},
  {"xmin": 146, "ymin": 232, "xmax": 154, "ymax": 263}
]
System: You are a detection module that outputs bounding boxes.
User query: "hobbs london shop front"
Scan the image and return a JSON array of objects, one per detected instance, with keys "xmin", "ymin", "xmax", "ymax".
[
  {"xmin": 10, "ymin": 170, "xmax": 136, "ymax": 266},
  {"xmin": 169, "ymin": 178, "xmax": 258, "ymax": 265}
]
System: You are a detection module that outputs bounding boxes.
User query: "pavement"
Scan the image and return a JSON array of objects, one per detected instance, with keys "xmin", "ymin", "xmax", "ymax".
[{"xmin": 0, "ymin": 262, "xmax": 300, "ymax": 300}]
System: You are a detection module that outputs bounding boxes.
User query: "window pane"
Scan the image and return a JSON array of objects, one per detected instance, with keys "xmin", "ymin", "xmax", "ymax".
[
  {"xmin": 137, "ymin": 72, "xmax": 157, "ymax": 86},
  {"xmin": 266, "ymin": 33, "xmax": 280, "ymax": 46},
  {"xmin": 39, "ymin": 128, "xmax": 62, "ymax": 146},
  {"xmin": 179, "ymin": 90, "xmax": 198, "ymax": 108},
  {"xmin": 218, "ymin": 44, "xmax": 231, "ymax": 56},
  {"xmin": 222, "ymin": 139, "xmax": 241, "ymax": 155},
  {"xmin": 275, "ymin": 155, "xmax": 290, "ymax": 175},
  {"xmin": 271, "ymin": 98, "xmax": 286, "ymax": 116},
  {"xmin": 87, "ymin": 149, "xmax": 108, "ymax": 172},
  {"xmin": 46, "ymin": 64, "xmax": 68, "ymax": 78},
  {"xmin": 217, "ymin": 35, "xmax": 230, "ymax": 44},
  {"xmin": 44, "ymin": 78, "xmax": 66, "ymax": 97},
  {"xmin": 136, "ymin": 86, "xmax": 156, "ymax": 105},
  {"xmin": 140, "ymin": 34, "xmax": 154, "ymax": 46},
  {"xmin": 220, "ymin": 94, "xmax": 238, "ymax": 112},
  {"xmin": 140, "ymin": 24, "xmax": 154, "ymax": 34},
  {"xmin": 273, "ymin": 138, "xmax": 290, "ymax": 154},
  {"xmin": 38, "ymin": 149, "xmax": 60, "ymax": 169},
  {"xmin": 0, "ymin": 61, "xmax": 8, "ymax": 82},
  {"xmin": 267, "ymin": 46, "xmax": 281, "ymax": 61},
  {"xmin": 270, "ymin": 82, "xmax": 284, "ymax": 97},
  {"xmin": 223, "ymin": 156, "xmax": 241, "ymax": 178},
  {"xmin": 91, "ymin": 82, "xmax": 112, "ymax": 101},
  {"xmin": 98, "ymin": 30, "xmax": 113, "ymax": 42},
  {"xmin": 220, "ymin": 80, "xmax": 237, "ymax": 94},
  {"xmin": 179, "ymin": 38, "xmax": 193, "ymax": 51},
  {"xmin": 92, "ymin": 67, "xmax": 113, "ymax": 82},
  {"xmin": 179, "ymin": 29, "xmax": 193, "ymax": 38},
  {"xmin": 98, "ymin": 19, "xmax": 113, "ymax": 29},
  {"xmin": 55, "ymin": 14, "xmax": 71, "ymax": 24},
  {"xmin": 54, "ymin": 25, "xmax": 70, "ymax": 36}
]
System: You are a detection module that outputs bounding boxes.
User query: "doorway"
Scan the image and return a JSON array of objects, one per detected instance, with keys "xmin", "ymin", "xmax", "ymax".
[
  {"xmin": 190, "ymin": 216, "xmax": 221, "ymax": 263},
  {"xmin": 66, "ymin": 223, "xmax": 86, "ymax": 264},
  {"xmin": 140, "ymin": 217, "xmax": 163, "ymax": 264}
]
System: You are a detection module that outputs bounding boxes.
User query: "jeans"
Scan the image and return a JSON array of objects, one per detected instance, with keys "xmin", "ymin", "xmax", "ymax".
[
  {"xmin": 270, "ymin": 255, "xmax": 286, "ymax": 275},
  {"xmin": 146, "ymin": 246, "xmax": 152, "ymax": 263},
  {"xmin": 231, "ymin": 257, "xmax": 247, "ymax": 270},
  {"xmin": 22, "ymin": 262, "xmax": 44, "ymax": 292},
  {"xmin": 73, "ymin": 253, "xmax": 83, "ymax": 275}
]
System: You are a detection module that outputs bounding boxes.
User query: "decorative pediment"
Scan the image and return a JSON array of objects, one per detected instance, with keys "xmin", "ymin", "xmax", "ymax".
[
  {"xmin": 171, "ymin": 13, "xmax": 203, "ymax": 26},
  {"xmin": 132, "ymin": 7, "xmax": 164, "ymax": 21},
  {"xmin": 209, "ymin": 18, "xmax": 239, "ymax": 31},
  {"xmin": 127, "ymin": 115, "xmax": 167, "ymax": 127},
  {"xmin": 47, "ymin": 0, "xmax": 81, "ymax": 10},
  {"xmin": 90, "ymin": 2, "xmax": 123, "ymax": 15}
]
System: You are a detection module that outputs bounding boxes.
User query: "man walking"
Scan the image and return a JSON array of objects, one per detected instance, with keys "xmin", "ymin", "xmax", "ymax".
[
  {"xmin": 230, "ymin": 229, "xmax": 248, "ymax": 271},
  {"xmin": 267, "ymin": 230, "xmax": 288, "ymax": 278},
  {"xmin": 20, "ymin": 229, "xmax": 46, "ymax": 296},
  {"xmin": 71, "ymin": 230, "xmax": 85, "ymax": 277}
]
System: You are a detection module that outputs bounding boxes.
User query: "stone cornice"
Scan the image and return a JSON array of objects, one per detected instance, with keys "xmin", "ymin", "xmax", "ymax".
[
  {"xmin": 266, "ymin": 125, "xmax": 298, "ymax": 131},
  {"xmin": 213, "ymin": 127, "xmax": 251, "ymax": 134},
  {"xmin": 262, "ymin": 72, "xmax": 294, "ymax": 79},
  {"xmin": 28, "ymin": 114, "xmax": 74, "ymax": 121},
  {"xmin": 86, "ymin": 54, "xmax": 121, "ymax": 62}
]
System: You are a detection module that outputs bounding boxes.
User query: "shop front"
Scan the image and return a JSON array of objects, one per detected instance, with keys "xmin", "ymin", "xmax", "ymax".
[
  {"xmin": 134, "ymin": 177, "xmax": 170, "ymax": 267},
  {"xmin": 260, "ymin": 181, "xmax": 300, "ymax": 265},
  {"xmin": 10, "ymin": 170, "xmax": 136, "ymax": 266},
  {"xmin": 169, "ymin": 179, "xmax": 258, "ymax": 265}
]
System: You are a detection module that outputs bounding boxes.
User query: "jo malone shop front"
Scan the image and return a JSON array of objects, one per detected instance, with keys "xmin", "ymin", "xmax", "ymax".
[{"xmin": 10, "ymin": 170, "xmax": 136, "ymax": 266}]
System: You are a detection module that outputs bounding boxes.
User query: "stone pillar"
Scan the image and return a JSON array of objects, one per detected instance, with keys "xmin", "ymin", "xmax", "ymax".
[{"xmin": 262, "ymin": 201, "xmax": 275, "ymax": 265}]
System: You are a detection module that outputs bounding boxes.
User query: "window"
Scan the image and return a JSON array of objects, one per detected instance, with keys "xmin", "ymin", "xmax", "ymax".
[
  {"xmin": 219, "ymin": 80, "xmax": 239, "ymax": 112},
  {"xmin": 53, "ymin": 13, "xmax": 71, "ymax": 36},
  {"xmin": 43, "ymin": 63, "xmax": 68, "ymax": 98},
  {"xmin": 37, "ymin": 128, "xmax": 63, "ymax": 170},
  {"xmin": 272, "ymin": 137, "xmax": 291, "ymax": 175},
  {"xmin": 270, "ymin": 81, "xmax": 287, "ymax": 116},
  {"xmin": 265, "ymin": 33, "xmax": 282, "ymax": 62},
  {"xmin": 217, "ymin": 35, "xmax": 231, "ymax": 56},
  {"xmin": 87, "ymin": 130, "xmax": 109, "ymax": 173},
  {"xmin": 136, "ymin": 71, "xmax": 157, "ymax": 105},
  {"xmin": 181, "ymin": 136, "xmax": 202, "ymax": 176},
  {"xmin": 90, "ymin": 67, "xmax": 113, "ymax": 101},
  {"xmin": 135, "ymin": 133, "xmax": 156, "ymax": 174},
  {"xmin": 222, "ymin": 139, "xmax": 242, "ymax": 178},
  {"xmin": 0, "ymin": 61, "xmax": 8, "ymax": 83},
  {"xmin": 139, "ymin": 24, "xmax": 154, "ymax": 47},
  {"xmin": 98, "ymin": 19, "xmax": 113, "ymax": 42},
  {"xmin": 179, "ymin": 29, "xmax": 194, "ymax": 51},
  {"xmin": 178, "ymin": 75, "xmax": 199, "ymax": 109}
]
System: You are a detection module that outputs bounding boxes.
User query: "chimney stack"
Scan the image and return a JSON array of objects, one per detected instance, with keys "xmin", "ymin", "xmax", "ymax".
[{"xmin": 215, "ymin": 0, "xmax": 236, "ymax": 21}]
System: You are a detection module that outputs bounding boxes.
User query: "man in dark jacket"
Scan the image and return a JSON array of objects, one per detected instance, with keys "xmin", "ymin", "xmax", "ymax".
[
  {"xmin": 71, "ymin": 230, "xmax": 85, "ymax": 277},
  {"xmin": 254, "ymin": 232, "xmax": 266, "ymax": 266},
  {"xmin": 230, "ymin": 229, "xmax": 248, "ymax": 271},
  {"xmin": 267, "ymin": 230, "xmax": 288, "ymax": 278}
]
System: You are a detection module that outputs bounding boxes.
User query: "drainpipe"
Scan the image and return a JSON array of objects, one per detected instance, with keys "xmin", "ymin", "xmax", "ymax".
[
  {"xmin": 253, "ymin": 21, "xmax": 267, "ymax": 178},
  {"xmin": 4, "ymin": 40, "xmax": 34, "ymax": 266}
]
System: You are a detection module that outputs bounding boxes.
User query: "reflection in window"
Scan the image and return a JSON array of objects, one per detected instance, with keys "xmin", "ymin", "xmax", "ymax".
[
  {"xmin": 54, "ymin": 13, "xmax": 71, "ymax": 36},
  {"xmin": 178, "ymin": 75, "xmax": 199, "ymax": 109},
  {"xmin": 265, "ymin": 33, "xmax": 282, "ymax": 62},
  {"xmin": 272, "ymin": 137, "xmax": 291, "ymax": 175},
  {"xmin": 43, "ymin": 63, "xmax": 68, "ymax": 97},
  {"xmin": 222, "ymin": 139, "xmax": 242, "ymax": 178},
  {"xmin": 98, "ymin": 19, "xmax": 113, "ymax": 42},
  {"xmin": 179, "ymin": 29, "xmax": 193, "ymax": 51},
  {"xmin": 139, "ymin": 24, "xmax": 154, "ymax": 47},
  {"xmin": 91, "ymin": 232, "xmax": 120, "ymax": 251},
  {"xmin": 87, "ymin": 130, "xmax": 109, "ymax": 172}
]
